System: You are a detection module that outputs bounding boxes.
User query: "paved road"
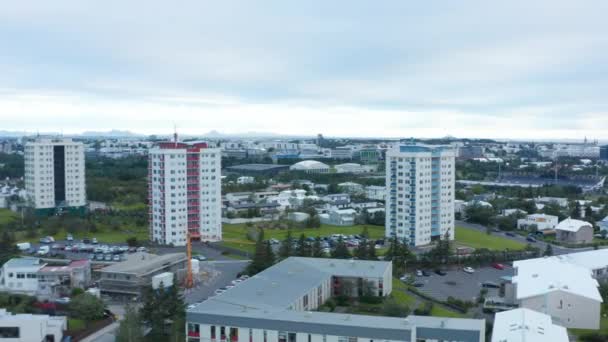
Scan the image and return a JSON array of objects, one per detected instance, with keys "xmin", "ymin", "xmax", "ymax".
[{"xmin": 456, "ymin": 220, "xmax": 594, "ymax": 256}]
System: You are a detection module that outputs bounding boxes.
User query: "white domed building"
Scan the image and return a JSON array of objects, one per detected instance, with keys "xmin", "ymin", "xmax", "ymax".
[{"xmin": 289, "ymin": 160, "xmax": 330, "ymax": 174}]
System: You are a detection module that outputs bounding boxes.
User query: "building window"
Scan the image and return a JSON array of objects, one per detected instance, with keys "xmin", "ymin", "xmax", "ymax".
[
  {"xmin": 210, "ymin": 326, "xmax": 216, "ymax": 339},
  {"xmin": 288, "ymin": 333, "xmax": 296, "ymax": 342},
  {"xmin": 229, "ymin": 327, "xmax": 238, "ymax": 342},
  {"xmin": 0, "ymin": 327, "xmax": 19, "ymax": 338},
  {"xmin": 279, "ymin": 332, "xmax": 287, "ymax": 342},
  {"xmin": 263, "ymin": 330, "xmax": 267, "ymax": 342}
]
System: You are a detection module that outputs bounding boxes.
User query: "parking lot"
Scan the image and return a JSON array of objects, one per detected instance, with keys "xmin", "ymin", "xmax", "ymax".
[{"xmin": 411, "ymin": 265, "xmax": 515, "ymax": 302}]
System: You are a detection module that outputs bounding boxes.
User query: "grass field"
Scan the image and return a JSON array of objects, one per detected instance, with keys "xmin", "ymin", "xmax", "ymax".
[
  {"xmin": 220, "ymin": 223, "xmax": 385, "ymax": 254},
  {"xmin": 455, "ymin": 226, "xmax": 526, "ymax": 251},
  {"xmin": 18, "ymin": 225, "xmax": 148, "ymax": 244},
  {"xmin": 0, "ymin": 209, "xmax": 18, "ymax": 225}
]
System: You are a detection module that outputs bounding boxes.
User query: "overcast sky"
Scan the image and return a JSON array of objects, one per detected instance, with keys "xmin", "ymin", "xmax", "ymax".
[{"xmin": 1, "ymin": 1, "xmax": 607, "ymax": 140}]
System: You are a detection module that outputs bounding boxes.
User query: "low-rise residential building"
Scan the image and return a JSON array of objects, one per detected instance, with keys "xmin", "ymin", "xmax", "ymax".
[
  {"xmin": 555, "ymin": 218, "xmax": 594, "ymax": 244},
  {"xmin": 186, "ymin": 257, "xmax": 486, "ymax": 342},
  {"xmin": 237, "ymin": 176, "xmax": 255, "ymax": 184},
  {"xmin": 337, "ymin": 182, "xmax": 364, "ymax": 194},
  {"xmin": 491, "ymin": 308, "xmax": 568, "ymax": 342},
  {"xmin": 334, "ymin": 163, "xmax": 376, "ymax": 174},
  {"xmin": 0, "ymin": 258, "xmax": 44, "ymax": 296},
  {"xmin": 287, "ymin": 212, "xmax": 311, "ymax": 223},
  {"xmin": 99, "ymin": 252, "xmax": 187, "ymax": 297},
  {"xmin": 534, "ymin": 196, "xmax": 569, "ymax": 208},
  {"xmin": 365, "ymin": 185, "xmax": 386, "ymax": 201},
  {"xmin": 0, "ymin": 309, "xmax": 66, "ymax": 342},
  {"xmin": 37, "ymin": 259, "xmax": 91, "ymax": 299},
  {"xmin": 511, "ymin": 257, "xmax": 602, "ymax": 330},
  {"xmin": 517, "ymin": 214, "xmax": 559, "ymax": 231},
  {"xmin": 319, "ymin": 208, "xmax": 357, "ymax": 226},
  {"xmin": 323, "ymin": 193, "xmax": 350, "ymax": 204}
]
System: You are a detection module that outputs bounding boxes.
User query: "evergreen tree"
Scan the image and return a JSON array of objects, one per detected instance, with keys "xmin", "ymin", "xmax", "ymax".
[
  {"xmin": 295, "ymin": 234, "xmax": 308, "ymax": 257},
  {"xmin": 361, "ymin": 225, "xmax": 370, "ymax": 239},
  {"xmin": 585, "ymin": 206, "xmax": 593, "ymax": 219},
  {"xmin": 116, "ymin": 304, "xmax": 144, "ymax": 342},
  {"xmin": 246, "ymin": 228, "xmax": 271, "ymax": 275},
  {"xmin": 278, "ymin": 230, "xmax": 295, "ymax": 259},
  {"xmin": 0, "ymin": 231, "xmax": 18, "ymax": 266},
  {"xmin": 367, "ymin": 240, "xmax": 377, "ymax": 260},
  {"xmin": 139, "ymin": 276, "xmax": 186, "ymax": 342},
  {"xmin": 571, "ymin": 201, "xmax": 582, "ymax": 219},
  {"xmin": 311, "ymin": 237, "xmax": 324, "ymax": 258},
  {"xmin": 543, "ymin": 244, "xmax": 553, "ymax": 256},
  {"xmin": 331, "ymin": 237, "xmax": 351, "ymax": 259},
  {"xmin": 264, "ymin": 241, "xmax": 276, "ymax": 268},
  {"xmin": 354, "ymin": 241, "xmax": 368, "ymax": 260}
]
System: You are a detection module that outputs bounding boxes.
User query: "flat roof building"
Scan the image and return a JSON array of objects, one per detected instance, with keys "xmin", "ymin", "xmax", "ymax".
[
  {"xmin": 226, "ymin": 164, "xmax": 290, "ymax": 176},
  {"xmin": 186, "ymin": 257, "xmax": 486, "ymax": 342},
  {"xmin": 0, "ymin": 309, "xmax": 66, "ymax": 342},
  {"xmin": 99, "ymin": 252, "xmax": 186, "ymax": 297}
]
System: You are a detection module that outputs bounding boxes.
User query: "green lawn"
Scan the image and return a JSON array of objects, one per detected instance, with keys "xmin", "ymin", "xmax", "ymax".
[
  {"xmin": 455, "ymin": 226, "xmax": 526, "ymax": 251},
  {"xmin": 19, "ymin": 225, "xmax": 148, "ymax": 244},
  {"xmin": 220, "ymin": 223, "xmax": 385, "ymax": 254},
  {"xmin": 0, "ymin": 209, "xmax": 18, "ymax": 225},
  {"xmin": 430, "ymin": 305, "xmax": 465, "ymax": 318}
]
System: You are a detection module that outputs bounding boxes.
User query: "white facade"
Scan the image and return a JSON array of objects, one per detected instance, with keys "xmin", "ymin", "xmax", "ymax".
[
  {"xmin": 24, "ymin": 138, "xmax": 86, "ymax": 210},
  {"xmin": 149, "ymin": 142, "xmax": 222, "ymax": 246},
  {"xmin": 517, "ymin": 214, "xmax": 559, "ymax": 231},
  {"xmin": 386, "ymin": 144, "xmax": 455, "ymax": 246},
  {"xmin": 512, "ymin": 257, "xmax": 602, "ymax": 330},
  {"xmin": 0, "ymin": 258, "xmax": 44, "ymax": 296},
  {"xmin": 491, "ymin": 308, "xmax": 568, "ymax": 342},
  {"xmin": 365, "ymin": 185, "xmax": 386, "ymax": 201},
  {"xmin": 0, "ymin": 309, "xmax": 66, "ymax": 342},
  {"xmin": 237, "ymin": 176, "xmax": 255, "ymax": 185}
]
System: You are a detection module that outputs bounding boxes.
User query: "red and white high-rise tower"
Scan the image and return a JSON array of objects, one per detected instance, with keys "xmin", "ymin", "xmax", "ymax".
[{"xmin": 148, "ymin": 139, "xmax": 222, "ymax": 246}]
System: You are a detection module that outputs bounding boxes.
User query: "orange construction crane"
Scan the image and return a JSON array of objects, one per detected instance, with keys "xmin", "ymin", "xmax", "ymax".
[{"xmin": 185, "ymin": 232, "xmax": 194, "ymax": 289}]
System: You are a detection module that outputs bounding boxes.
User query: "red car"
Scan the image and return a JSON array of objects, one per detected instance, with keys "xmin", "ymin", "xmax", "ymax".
[{"xmin": 492, "ymin": 263, "xmax": 505, "ymax": 270}]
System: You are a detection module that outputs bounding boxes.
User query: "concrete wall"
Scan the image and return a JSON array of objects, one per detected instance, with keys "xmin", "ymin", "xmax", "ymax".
[
  {"xmin": 520, "ymin": 290, "xmax": 601, "ymax": 329},
  {"xmin": 556, "ymin": 226, "xmax": 594, "ymax": 244}
]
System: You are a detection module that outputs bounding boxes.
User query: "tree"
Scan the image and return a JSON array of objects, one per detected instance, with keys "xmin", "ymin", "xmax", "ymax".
[
  {"xmin": 116, "ymin": 304, "xmax": 144, "ymax": 342},
  {"xmin": 465, "ymin": 204, "xmax": 495, "ymax": 226},
  {"xmin": 367, "ymin": 240, "xmax": 377, "ymax": 260},
  {"xmin": 543, "ymin": 244, "xmax": 553, "ymax": 256},
  {"xmin": 246, "ymin": 229, "xmax": 273, "ymax": 275},
  {"xmin": 360, "ymin": 226, "xmax": 370, "ymax": 239},
  {"xmin": 354, "ymin": 242, "xmax": 368, "ymax": 260},
  {"xmin": 264, "ymin": 241, "xmax": 276, "ymax": 268},
  {"xmin": 126, "ymin": 237, "xmax": 139, "ymax": 247},
  {"xmin": 585, "ymin": 206, "xmax": 593, "ymax": 219},
  {"xmin": 0, "ymin": 231, "xmax": 18, "ymax": 267},
  {"xmin": 571, "ymin": 201, "xmax": 582, "ymax": 219},
  {"xmin": 139, "ymin": 275, "xmax": 186, "ymax": 341},
  {"xmin": 69, "ymin": 293, "xmax": 105, "ymax": 322},
  {"xmin": 381, "ymin": 297, "xmax": 410, "ymax": 317},
  {"xmin": 278, "ymin": 230, "xmax": 295, "ymax": 259},
  {"xmin": 331, "ymin": 237, "xmax": 351, "ymax": 259},
  {"xmin": 311, "ymin": 237, "xmax": 324, "ymax": 258},
  {"xmin": 295, "ymin": 234, "xmax": 311, "ymax": 257}
]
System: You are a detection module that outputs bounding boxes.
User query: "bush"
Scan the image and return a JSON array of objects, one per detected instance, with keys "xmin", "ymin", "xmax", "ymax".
[
  {"xmin": 359, "ymin": 296, "xmax": 383, "ymax": 305},
  {"xmin": 69, "ymin": 293, "xmax": 105, "ymax": 321},
  {"xmin": 126, "ymin": 237, "xmax": 139, "ymax": 247},
  {"xmin": 413, "ymin": 302, "xmax": 433, "ymax": 316},
  {"xmin": 335, "ymin": 295, "xmax": 350, "ymax": 306},
  {"xmin": 381, "ymin": 297, "xmax": 410, "ymax": 317},
  {"xmin": 324, "ymin": 298, "xmax": 336, "ymax": 312},
  {"xmin": 446, "ymin": 296, "xmax": 475, "ymax": 313},
  {"xmin": 71, "ymin": 288, "xmax": 85, "ymax": 297}
]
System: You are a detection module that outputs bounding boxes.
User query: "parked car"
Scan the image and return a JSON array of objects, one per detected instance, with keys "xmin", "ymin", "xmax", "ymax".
[
  {"xmin": 214, "ymin": 288, "xmax": 226, "ymax": 295},
  {"xmin": 193, "ymin": 255, "xmax": 207, "ymax": 261},
  {"xmin": 39, "ymin": 237, "xmax": 51, "ymax": 244},
  {"xmin": 64, "ymin": 245, "xmax": 73, "ymax": 252},
  {"xmin": 416, "ymin": 270, "xmax": 423, "ymax": 277},
  {"xmin": 54, "ymin": 297, "xmax": 71, "ymax": 304},
  {"xmin": 87, "ymin": 254, "xmax": 95, "ymax": 260},
  {"xmin": 66, "ymin": 234, "xmax": 74, "ymax": 242},
  {"xmin": 136, "ymin": 247, "xmax": 147, "ymax": 253},
  {"xmin": 104, "ymin": 254, "xmax": 113, "ymax": 261},
  {"xmin": 37, "ymin": 246, "xmax": 50, "ymax": 256},
  {"xmin": 95, "ymin": 254, "xmax": 105, "ymax": 261},
  {"xmin": 92, "ymin": 238, "xmax": 99, "ymax": 245},
  {"xmin": 492, "ymin": 263, "xmax": 506, "ymax": 270},
  {"xmin": 421, "ymin": 270, "xmax": 431, "ymax": 277},
  {"xmin": 482, "ymin": 281, "xmax": 500, "ymax": 289},
  {"xmin": 434, "ymin": 269, "xmax": 447, "ymax": 276},
  {"xmin": 463, "ymin": 267, "xmax": 475, "ymax": 274},
  {"xmin": 399, "ymin": 275, "xmax": 412, "ymax": 282},
  {"xmin": 113, "ymin": 255, "xmax": 121, "ymax": 262},
  {"xmin": 505, "ymin": 232, "xmax": 516, "ymax": 237},
  {"xmin": 412, "ymin": 281, "xmax": 425, "ymax": 288},
  {"xmin": 526, "ymin": 236, "xmax": 537, "ymax": 243},
  {"xmin": 82, "ymin": 238, "xmax": 91, "ymax": 244}
]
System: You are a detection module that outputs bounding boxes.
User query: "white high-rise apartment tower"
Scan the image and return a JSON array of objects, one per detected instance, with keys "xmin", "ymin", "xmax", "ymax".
[
  {"xmin": 24, "ymin": 138, "xmax": 86, "ymax": 214},
  {"xmin": 385, "ymin": 143, "xmax": 455, "ymax": 246},
  {"xmin": 148, "ymin": 141, "xmax": 222, "ymax": 246}
]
